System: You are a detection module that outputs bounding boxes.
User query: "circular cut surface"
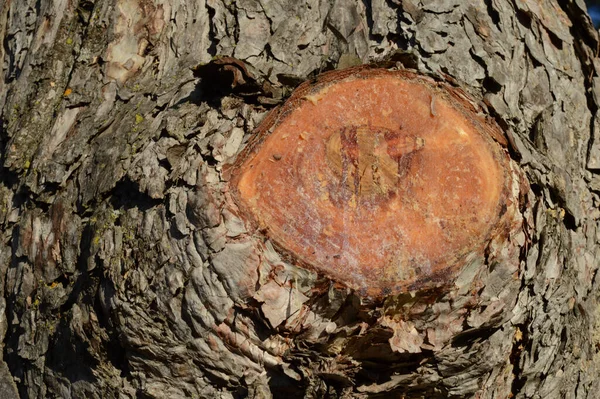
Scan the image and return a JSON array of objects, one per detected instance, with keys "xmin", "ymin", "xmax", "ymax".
[{"xmin": 232, "ymin": 69, "xmax": 509, "ymax": 296}]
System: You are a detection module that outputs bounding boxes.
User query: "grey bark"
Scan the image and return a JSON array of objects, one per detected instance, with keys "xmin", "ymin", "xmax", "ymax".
[{"xmin": 0, "ymin": 0, "xmax": 599, "ymax": 398}]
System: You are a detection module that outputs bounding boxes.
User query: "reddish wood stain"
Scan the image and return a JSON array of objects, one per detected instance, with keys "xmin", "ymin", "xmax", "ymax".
[{"xmin": 231, "ymin": 68, "xmax": 513, "ymax": 297}]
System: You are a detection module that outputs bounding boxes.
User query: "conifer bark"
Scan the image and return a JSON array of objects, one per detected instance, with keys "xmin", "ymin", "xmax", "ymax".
[{"xmin": 1, "ymin": 0, "xmax": 600, "ymax": 398}]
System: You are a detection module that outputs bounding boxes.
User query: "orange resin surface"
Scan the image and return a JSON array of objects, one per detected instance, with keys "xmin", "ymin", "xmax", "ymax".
[{"xmin": 231, "ymin": 69, "xmax": 510, "ymax": 296}]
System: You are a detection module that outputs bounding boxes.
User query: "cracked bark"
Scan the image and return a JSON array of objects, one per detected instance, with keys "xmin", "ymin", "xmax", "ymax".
[{"xmin": 0, "ymin": 0, "xmax": 600, "ymax": 398}]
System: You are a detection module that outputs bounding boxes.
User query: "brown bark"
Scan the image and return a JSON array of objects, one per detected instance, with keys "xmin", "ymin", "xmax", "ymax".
[{"xmin": 0, "ymin": 0, "xmax": 599, "ymax": 398}]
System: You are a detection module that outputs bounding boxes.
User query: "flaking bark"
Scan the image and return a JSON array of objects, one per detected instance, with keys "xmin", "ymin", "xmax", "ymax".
[{"xmin": 0, "ymin": 0, "xmax": 599, "ymax": 398}]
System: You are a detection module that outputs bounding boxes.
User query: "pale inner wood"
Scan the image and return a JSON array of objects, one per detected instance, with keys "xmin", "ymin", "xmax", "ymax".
[
  {"xmin": 325, "ymin": 125, "xmax": 424, "ymax": 204},
  {"xmin": 233, "ymin": 74, "xmax": 508, "ymax": 296}
]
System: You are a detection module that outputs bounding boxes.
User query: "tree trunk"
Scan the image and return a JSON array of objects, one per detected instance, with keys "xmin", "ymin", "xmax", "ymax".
[{"xmin": 1, "ymin": 0, "xmax": 599, "ymax": 398}]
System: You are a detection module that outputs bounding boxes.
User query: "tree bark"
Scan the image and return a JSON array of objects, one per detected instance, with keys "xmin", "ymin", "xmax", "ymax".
[{"xmin": 1, "ymin": 0, "xmax": 600, "ymax": 398}]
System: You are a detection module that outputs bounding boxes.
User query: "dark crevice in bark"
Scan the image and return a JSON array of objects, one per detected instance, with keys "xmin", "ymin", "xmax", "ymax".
[
  {"xmin": 12, "ymin": 186, "xmax": 50, "ymax": 214},
  {"xmin": 40, "ymin": 181, "xmax": 61, "ymax": 197},
  {"xmin": 515, "ymin": 9, "xmax": 533, "ymax": 30},
  {"xmin": 450, "ymin": 326, "xmax": 500, "ymax": 349},
  {"xmin": 232, "ymin": 306, "xmax": 272, "ymax": 341},
  {"xmin": 525, "ymin": 49, "xmax": 544, "ymax": 69},
  {"xmin": 266, "ymin": 370, "xmax": 306, "ymax": 399},
  {"xmin": 4, "ymin": 330, "xmax": 29, "ymax": 399},
  {"xmin": 109, "ymin": 178, "xmax": 162, "ymax": 212},
  {"xmin": 559, "ymin": 5, "xmax": 597, "ymax": 79},
  {"xmin": 360, "ymin": 0, "xmax": 380, "ymax": 43},
  {"xmin": 470, "ymin": 48, "xmax": 491, "ymax": 82},
  {"xmin": 3, "ymin": 258, "xmax": 35, "ymax": 398},
  {"xmin": 559, "ymin": 0, "xmax": 599, "ymax": 50},
  {"xmin": 0, "ymin": 164, "xmax": 20, "ymax": 193},
  {"xmin": 76, "ymin": 0, "xmax": 95, "ymax": 24},
  {"xmin": 545, "ymin": 183, "xmax": 578, "ymax": 230},
  {"xmin": 5, "ymin": 214, "xmax": 108, "ymax": 395},
  {"xmin": 0, "ymin": 121, "xmax": 23, "ymax": 192},
  {"xmin": 482, "ymin": 0, "xmax": 501, "ymax": 25},
  {"xmin": 417, "ymin": 45, "xmax": 448, "ymax": 57},
  {"xmin": 256, "ymin": 2, "xmax": 274, "ymax": 37},
  {"xmin": 311, "ymin": 58, "xmax": 338, "ymax": 78},
  {"xmin": 0, "ymin": 117, "xmax": 5, "ymax": 163},
  {"xmin": 386, "ymin": 47, "xmax": 420, "ymax": 69},
  {"xmin": 545, "ymin": 28, "xmax": 564, "ymax": 50},
  {"xmin": 44, "ymin": 315, "xmax": 100, "ymax": 383},
  {"xmin": 205, "ymin": 3, "xmax": 218, "ymax": 57},
  {"xmin": 150, "ymin": 103, "xmax": 170, "ymax": 118},
  {"xmin": 509, "ymin": 323, "xmax": 528, "ymax": 396},
  {"xmin": 479, "ymin": 102, "xmax": 522, "ymax": 162},
  {"xmin": 93, "ymin": 292, "xmax": 129, "ymax": 377},
  {"xmin": 557, "ymin": 0, "xmax": 600, "ymax": 178},
  {"xmin": 33, "ymin": 0, "xmax": 43, "ymax": 31},
  {"xmin": 529, "ymin": 182, "xmax": 544, "ymax": 200},
  {"xmin": 1, "ymin": 36, "xmax": 16, "ymax": 84},
  {"xmin": 561, "ymin": 209, "xmax": 578, "ymax": 231},
  {"xmin": 168, "ymin": 220, "xmax": 187, "ymax": 240},
  {"xmin": 231, "ymin": 3, "xmax": 240, "ymax": 49},
  {"xmin": 194, "ymin": 61, "xmax": 277, "ymax": 107},
  {"xmin": 482, "ymin": 76, "xmax": 502, "ymax": 93},
  {"xmin": 156, "ymin": 158, "xmax": 171, "ymax": 174},
  {"xmin": 275, "ymin": 73, "xmax": 306, "ymax": 89}
]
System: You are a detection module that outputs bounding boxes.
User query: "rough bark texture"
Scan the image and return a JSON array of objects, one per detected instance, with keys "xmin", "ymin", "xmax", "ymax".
[{"xmin": 0, "ymin": 0, "xmax": 599, "ymax": 398}]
